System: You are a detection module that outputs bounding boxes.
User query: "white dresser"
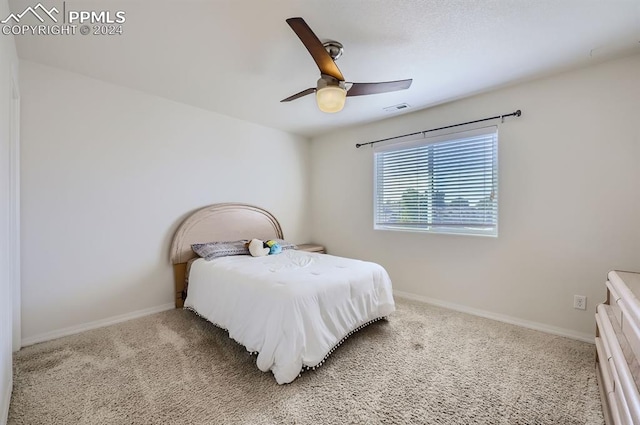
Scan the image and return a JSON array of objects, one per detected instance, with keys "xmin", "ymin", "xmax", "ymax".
[{"xmin": 595, "ymin": 270, "xmax": 640, "ymax": 425}]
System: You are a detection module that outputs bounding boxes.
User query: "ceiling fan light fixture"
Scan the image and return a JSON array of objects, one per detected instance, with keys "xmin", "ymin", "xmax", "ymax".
[
  {"xmin": 316, "ymin": 85, "xmax": 346, "ymax": 113},
  {"xmin": 282, "ymin": 18, "xmax": 412, "ymax": 112}
]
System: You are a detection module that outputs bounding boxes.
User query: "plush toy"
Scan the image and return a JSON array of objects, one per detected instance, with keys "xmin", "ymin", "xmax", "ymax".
[
  {"xmin": 265, "ymin": 240, "xmax": 282, "ymax": 255},
  {"xmin": 247, "ymin": 239, "xmax": 283, "ymax": 257},
  {"xmin": 247, "ymin": 239, "xmax": 269, "ymax": 257}
]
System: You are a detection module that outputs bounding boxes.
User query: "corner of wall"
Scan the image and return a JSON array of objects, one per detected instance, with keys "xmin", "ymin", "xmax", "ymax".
[
  {"xmin": 1, "ymin": 1, "xmax": 19, "ymax": 423},
  {"xmin": 1, "ymin": 376, "xmax": 11, "ymax": 425}
]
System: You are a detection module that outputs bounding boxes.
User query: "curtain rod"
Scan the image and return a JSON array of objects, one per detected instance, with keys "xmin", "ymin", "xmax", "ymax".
[{"xmin": 355, "ymin": 109, "xmax": 522, "ymax": 149}]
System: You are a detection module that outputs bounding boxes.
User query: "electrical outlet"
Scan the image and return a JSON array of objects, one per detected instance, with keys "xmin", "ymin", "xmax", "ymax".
[{"xmin": 574, "ymin": 295, "xmax": 587, "ymax": 310}]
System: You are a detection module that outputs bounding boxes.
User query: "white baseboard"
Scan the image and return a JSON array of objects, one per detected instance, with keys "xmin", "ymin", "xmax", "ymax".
[
  {"xmin": 1, "ymin": 375, "xmax": 11, "ymax": 425},
  {"xmin": 21, "ymin": 303, "xmax": 175, "ymax": 347},
  {"xmin": 393, "ymin": 290, "xmax": 594, "ymax": 344}
]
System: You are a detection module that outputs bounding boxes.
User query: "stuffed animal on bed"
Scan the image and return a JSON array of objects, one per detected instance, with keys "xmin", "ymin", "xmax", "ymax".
[
  {"xmin": 247, "ymin": 239, "xmax": 270, "ymax": 257},
  {"xmin": 247, "ymin": 239, "xmax": 282, "ymax": 256},
  {"xmin": 265, "ymin": 240, "xmax": 282, "ymax": 255}
]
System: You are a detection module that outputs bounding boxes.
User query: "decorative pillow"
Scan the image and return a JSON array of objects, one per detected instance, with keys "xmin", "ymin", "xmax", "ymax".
[{"xmin": 191, "ymin": 240, "xmax": 249, "ymax": 260}]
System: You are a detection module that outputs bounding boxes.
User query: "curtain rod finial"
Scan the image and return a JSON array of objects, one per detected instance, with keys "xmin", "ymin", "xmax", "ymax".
[{"xmin": 515, "ymin": 110, "xmax": 521, "ymax": 117}]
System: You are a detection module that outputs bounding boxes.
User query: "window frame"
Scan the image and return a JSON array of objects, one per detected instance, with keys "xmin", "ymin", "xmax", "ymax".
[{"xmin": 373, "ymin": 126, "xmax": 499, "ymax": 237}]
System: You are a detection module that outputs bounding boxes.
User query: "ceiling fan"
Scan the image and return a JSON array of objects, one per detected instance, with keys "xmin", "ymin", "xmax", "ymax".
[{"xmin": 281, "ymin": 17, "xmax": 413, "ymax": 113}]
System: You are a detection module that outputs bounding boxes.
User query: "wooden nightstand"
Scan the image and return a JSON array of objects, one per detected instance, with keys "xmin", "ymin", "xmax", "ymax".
[{"xmin": 297, "ymin": 243, "xmax": 326, "ymax": 254}]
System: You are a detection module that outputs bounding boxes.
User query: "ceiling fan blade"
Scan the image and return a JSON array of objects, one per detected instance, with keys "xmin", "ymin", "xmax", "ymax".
[
  {"xmin": 281, "ymin": 88, "xmax": 316, "ymax": 102},
  {"xmin": 346, "ymin": 79, "xmax": 413, "ymax": 97},
  {"xmin": 286, "ymin": 17, "xmax": 344, "ymax": 81}
]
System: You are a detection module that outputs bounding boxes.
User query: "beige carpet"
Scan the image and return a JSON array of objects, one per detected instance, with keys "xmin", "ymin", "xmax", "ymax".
[{"xmin": 9, "ymin": 299, "xmax": 603, "ymax": 425}]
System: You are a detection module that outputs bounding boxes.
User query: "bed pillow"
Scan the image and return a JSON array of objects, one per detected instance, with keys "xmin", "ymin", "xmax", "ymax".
[
  {"xmin": 191, "ymin": 240, "xmax": 249, "ymax": 260},
  {"xmin": 273, "ymin": 239, "xmax": 298, "ymax": 251}
]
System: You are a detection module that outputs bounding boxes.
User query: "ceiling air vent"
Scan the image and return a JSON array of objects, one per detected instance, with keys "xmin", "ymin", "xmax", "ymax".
[{"xmin": 383, "ymin": 103, "xmax": 411, "ymax": 113}]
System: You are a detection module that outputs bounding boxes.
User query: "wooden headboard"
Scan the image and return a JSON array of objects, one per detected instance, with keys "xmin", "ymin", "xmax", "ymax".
[{"xmin": 169, "ymin": 203, "xmax": 283, "ymax": 307}]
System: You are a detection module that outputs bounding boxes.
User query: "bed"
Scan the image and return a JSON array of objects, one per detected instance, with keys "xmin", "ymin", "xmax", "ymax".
[{"xmin": 170, "ymin": 203, "xmax": 395, "ymax": 384}]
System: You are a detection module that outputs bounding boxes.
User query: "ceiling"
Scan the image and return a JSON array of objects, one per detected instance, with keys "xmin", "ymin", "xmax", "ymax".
[{"xmin": 8, "ymin": 0, "xmax": 640, "ymax": 137}]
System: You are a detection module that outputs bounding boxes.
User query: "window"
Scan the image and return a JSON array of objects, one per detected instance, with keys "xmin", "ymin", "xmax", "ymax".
[{"xmin": 374, "ymin": 126, "xmax": 498, "ymax": 236}]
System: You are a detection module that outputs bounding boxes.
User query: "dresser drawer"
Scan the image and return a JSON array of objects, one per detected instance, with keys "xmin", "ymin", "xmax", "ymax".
[
  {"xmin": 607, "ymin": 386, "xmax": 624, "ymax": 425},
  {"xmin": 596, "ymin": 303, "xmax": 640, "ymax": 424},
  {"xmin": 607, "ymin": 384, "xmax": 633, "ymax": 425},
  {"xmin": 596, "ymin": 336, "xmax": 614, "ymax": 394},
  {"xmin": 597, "ymin": 360, "xmax": 615, "ymax": 425},
  {"xmin": 611, "ymin": 363, "xmax": 634, "ymax": 425},
  {"xmin": 621, "ymin": 315, "xmax": 640, "ymax": 368},
  {"xmin": 609, "ymin": 271, "xmax": 640, "ymax": 361},
  {"xmin": 607, "ymin": 280, "xmax": 623, "ymax": 327}
]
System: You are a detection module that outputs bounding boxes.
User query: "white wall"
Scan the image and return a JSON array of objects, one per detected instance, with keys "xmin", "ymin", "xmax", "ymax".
[
  {"xmin": 310, "ymin": 53, "xmax": 640, "ymax": 339},
  {"xmin": 0, "ymin": 0, "xmax": 18, "ymax": 421},
  {"xmin": 20, "ymin": 61, "xmax": 310, "ymax": 343}
]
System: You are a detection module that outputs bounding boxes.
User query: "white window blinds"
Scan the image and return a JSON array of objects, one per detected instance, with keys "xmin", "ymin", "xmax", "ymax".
[{"xmin": 374, "ymin": 126, "xmax": 498, "ymax": 236}]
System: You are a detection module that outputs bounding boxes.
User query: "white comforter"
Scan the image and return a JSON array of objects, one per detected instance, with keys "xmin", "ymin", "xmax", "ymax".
[{"xmin": 184, "ymin": 249, "xmax": 395, "ymax": 384}]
